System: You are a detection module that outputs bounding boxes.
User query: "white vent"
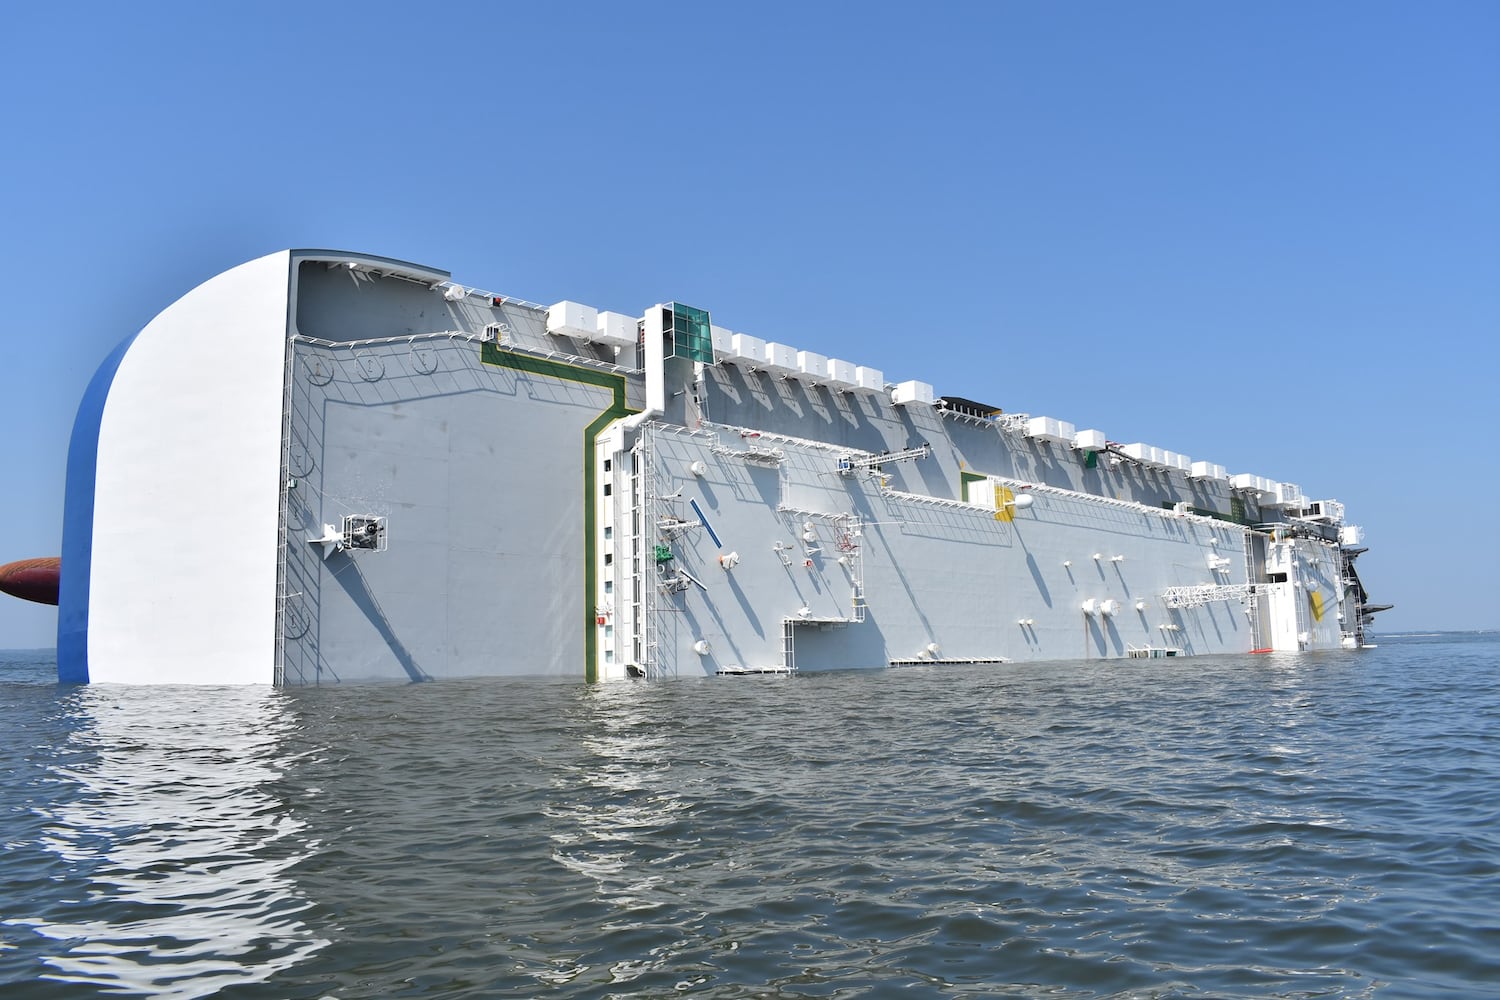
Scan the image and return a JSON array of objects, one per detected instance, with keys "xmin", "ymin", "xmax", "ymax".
[
  {"xmin": 762, "ymin": 342, "xmax": 798, "ymax": 374},
  {"xmin": 710, "ymin": 324, "xmax": 734, "ymax": 358},
  {"xmin": 728, "ymin": 333, "xmax": 766, "ymax": 364},
  {"xmin": 796, "ymin": 350, "xmax": 829, "ymax": 382},
  {"xmin": 825, "ymin": 358, "xmax": 856, "ymax": 389},
  {"xmin": 1304, "ymin": 499, "xmax": 1345, "ymax": 523},
  {"xmin": 1122, "ymin": 443, "xmax": 1166, "ymax": 466},
  {"xmin": 1272, "ymin": 482, "xmax": 1303, "ymax": 508},
  {"xmin": 1025, "ymin": 416, "xmax": 1076, "ymax": 445},
  {"xmin": 1190, "ymin": 461, "xmax": 1227, "ymax": 481},
  {"xmin": 594, "ymin": 311, "xmax": 636, "ymax": 347},
  {"xmin": 546, "ymin": 301, "xmax": 598, "ymax": 340},
  {"xmin": 853, "ymin": 366, "xmax": 884, "ymax": 392},
  {"xmin": 1073, "ymin": 428, "xmax": 1108, "ymax": 451},
  {"xmin": 892, "ymin": 380, "xmax": 935, "ymax": 406}
]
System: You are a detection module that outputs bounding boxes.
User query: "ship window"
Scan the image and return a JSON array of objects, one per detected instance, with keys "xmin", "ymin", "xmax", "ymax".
[
  {"xmin": 604, "ymin": 580, "xmax": 614, "ymax": 593},
  {"xmin": 605, "ymin": 625, "xmax": 613, "ymax": 637},
  {"xmin": 604, "ymin": 553, "xmax": 613, "ymax": 565},
  {"xmin": 604, "ymin": 526, "xmax": 612, "ymax": 539},
  {"xmin": 1269, "ymin": 573, "xmax": 1288, "ymax": 583},
  {"xmin": 606, "ymin": 650, "xmax": 615, "ymax": 663},
  {"xmin": 603, "ymin": 459, "xmax": 612, "ymax": 472},
  {"xmin": 666, "ymin": 302, "xmax": 714, "ymax": 364},
  {"xmin": 603, "ymin": 483, "xmax": 612, "ymax": 496}
]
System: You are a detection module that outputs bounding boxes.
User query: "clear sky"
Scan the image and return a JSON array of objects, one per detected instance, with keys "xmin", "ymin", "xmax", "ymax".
[{"xmin": 1, "ymin": 2, "xmax": 1495, "ymax": 647}]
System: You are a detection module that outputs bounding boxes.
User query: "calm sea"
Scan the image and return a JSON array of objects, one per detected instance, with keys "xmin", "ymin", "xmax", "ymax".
[{"xmin": 1, "ymin": 634, "xmax": 1496, "ymax": 999}]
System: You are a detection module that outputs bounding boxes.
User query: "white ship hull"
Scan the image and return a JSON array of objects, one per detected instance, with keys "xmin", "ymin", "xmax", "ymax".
[{"xmin": 57, "ymin": 251, "xmax": 1386, "ymax": 683}]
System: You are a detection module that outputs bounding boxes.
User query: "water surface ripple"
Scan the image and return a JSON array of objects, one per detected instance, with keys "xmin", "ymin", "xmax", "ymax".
[{"xmin": 2, "ymin": 634, "xmax": 1497, "ymax": 998}]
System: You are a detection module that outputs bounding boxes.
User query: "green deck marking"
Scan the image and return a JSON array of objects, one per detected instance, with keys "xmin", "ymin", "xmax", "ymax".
[{"xmin": 481, "ymin": 344, "xmax": 636, "ymax": 682}]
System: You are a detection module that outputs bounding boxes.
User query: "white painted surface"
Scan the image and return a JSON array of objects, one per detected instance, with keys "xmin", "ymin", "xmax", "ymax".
[
  {"xmin": 546, "ymin": 300, "xmax": 598, "ymax": 340},
  {"xmin": 825, "ymin": 358, "xmax": 856, "ymax": 388},
  {"xmin": 710, "ymin": 324, "xmax": 734, "ymax": 358},
  {"xmin": 88, "ymin": 251, "xmax": 290, "ymax": 683},
  {"xmin": 1025, "ymin": 416, "xmax": 1076, "ymax": 444},
  {"xmin": 594, "ymin": 311, "xmax": 636, "ymax": 347},
  {"xmin": 796, "ymin": 350, "xmax": 828, "ymax": 381},
  {"xmin": 729, "ymin": 333, "xmax": 765, "ymax": 364},
  {"xmin": 1073, "ymin": 429, "xmax": 1108, "ymax": 451},
  {"xmin": 892, "ymin": 380, "xmax": 934, "ymax": 406},
  {"xmin": 763, "ymin": 342, "xmax": 797, "ymax": 374}
]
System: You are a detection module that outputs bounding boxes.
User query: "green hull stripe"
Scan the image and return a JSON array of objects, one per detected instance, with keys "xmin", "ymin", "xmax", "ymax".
[{"xmin": 480, "ymin": 344, "xmax": 635, "ymax": 682}]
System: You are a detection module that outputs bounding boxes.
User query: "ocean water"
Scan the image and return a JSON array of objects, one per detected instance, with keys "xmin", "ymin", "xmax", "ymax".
[{"xmin": 1, "ymin": 634, "xmax": 1497, "ymax": 999}]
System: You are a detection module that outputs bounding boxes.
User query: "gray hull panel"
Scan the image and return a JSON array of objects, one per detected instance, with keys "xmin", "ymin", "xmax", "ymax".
[{"xmin": 281, "ymin": 338, "xmax": 627, "ymax": 683}]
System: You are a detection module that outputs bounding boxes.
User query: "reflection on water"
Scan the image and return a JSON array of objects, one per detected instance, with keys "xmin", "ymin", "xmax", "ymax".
[
  {"xmin": 546, "ymin": 684, "xmax": 693, "ymax": 990},
  {"xmin": 4, "ymin": 684, "xmax": 326, "ymax": 997},
  {"xmin": 1, "ymin": 636, "xmax": 1498, "ymax": 998}
]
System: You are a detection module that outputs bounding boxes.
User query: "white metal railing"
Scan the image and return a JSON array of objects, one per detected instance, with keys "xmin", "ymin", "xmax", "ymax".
[
  {"xmin": 636, "ymin": 426, "xmax": 660, "ymax": 677},
  {"xmin": 938, "ymin": 408, "xmax": 1003, "ymax": 428},
  {"xmin": 292, "ymin": 329, "xmax": 474, "ymax": 349},
  {"xmin": 878, "ymin": 485, "xmax": 989, "ymax": 513},
  {"xmin": 1245, "ymin": 532, "xmax": 1265, "ymax": 648},
  {"xmin": 273, "ymin": 336, "xmax": 296, "ymax": 686},
  {"xmin": 328, "ymin": 261, "xmax": 551, "ymax": 314},
  {"xmin": 847, "ymin": 514, "xmax": 866, "ymax": 623},
  {"xmin": 1160, "ymin": 583, "xmax": 1261, "ymax": 609},
  {"xmin": 838, "ymin": 443, "xmax": 931, "ymax": 473},
  {"xmin": 711, "ymin": 442, "xmax": 785, "ymax": 463},
  {"xmin": 702, "ymin": 420, "xmax": 853, "ymax": 456},
  {"xmin": 292, "ymin": 331, "xmax": 642, "ymax": 376}
]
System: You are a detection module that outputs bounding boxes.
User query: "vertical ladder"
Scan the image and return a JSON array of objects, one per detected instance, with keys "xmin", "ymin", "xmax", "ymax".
[
  {"xmin": 846, "ymin": 515, "xmax": 867, "ymax": 623},
  {"xmin": 1243, "ymin": 531, "xmax": 1265, "ymax": 650},
  {"xmin": 631, "ymin": 425, "xmax": 660, "ymax": 677},
  {"xmin": 782, "ymin": 618, "xmax": 796, "ymax": 671},
  {"xmin": 1290, "ymin": 544, "xmax": 1311, "ymax": 647},
  {"xmin": 642, "ymin": 425, "xmax": 661, "ymax": 677},
  {"xmin": 272, "ymin": 337, "xmax": 297, "ymax": 686}
]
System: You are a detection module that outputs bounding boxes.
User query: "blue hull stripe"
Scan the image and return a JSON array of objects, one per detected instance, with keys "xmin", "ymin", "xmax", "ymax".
[{"xmin": 57, "ymin": 333, "xmax": 138, "ymax": 683}]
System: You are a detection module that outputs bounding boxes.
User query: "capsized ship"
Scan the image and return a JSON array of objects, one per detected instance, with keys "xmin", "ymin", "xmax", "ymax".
[{"xmin": 40, "ymin": 250, "xmax": 1387, "ymax": 684}]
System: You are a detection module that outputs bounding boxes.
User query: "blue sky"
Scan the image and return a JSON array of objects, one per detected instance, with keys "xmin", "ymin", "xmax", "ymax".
[{"xmin": 1, "ymin": 2, "xmax": 1495, "ymax": 646}]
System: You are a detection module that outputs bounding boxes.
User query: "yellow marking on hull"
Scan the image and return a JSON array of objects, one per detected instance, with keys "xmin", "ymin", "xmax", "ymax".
[{"xmin": 995, "ymin": 485, "xmax": 1015, "ymax": 523}]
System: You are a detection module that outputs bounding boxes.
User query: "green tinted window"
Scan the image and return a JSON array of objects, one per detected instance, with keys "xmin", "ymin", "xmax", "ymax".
[{"xmin": 667, "ymin": 303, "xmax": 713, "ymax": 363}]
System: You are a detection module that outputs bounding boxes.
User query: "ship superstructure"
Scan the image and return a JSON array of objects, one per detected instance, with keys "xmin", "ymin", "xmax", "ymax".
[{"xmin": 52, "ymin": 251, "xmax": 1386, "ymax": 683}]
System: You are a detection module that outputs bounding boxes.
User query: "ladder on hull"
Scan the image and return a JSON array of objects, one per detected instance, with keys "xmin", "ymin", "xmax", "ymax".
[{"xmin": 630, "ymin": 425, "xmax": 661, "ymax": 677}]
